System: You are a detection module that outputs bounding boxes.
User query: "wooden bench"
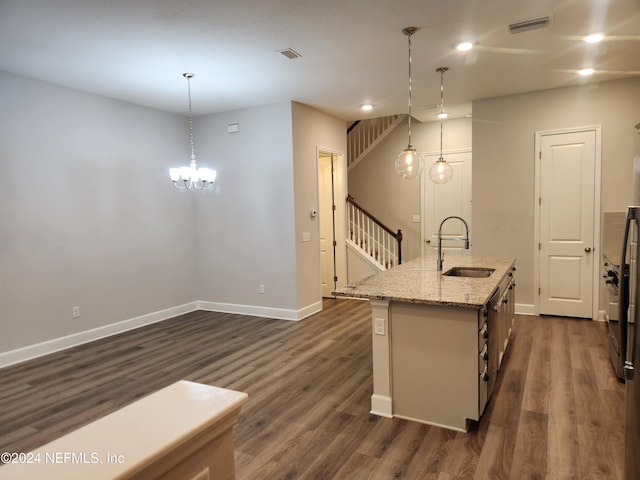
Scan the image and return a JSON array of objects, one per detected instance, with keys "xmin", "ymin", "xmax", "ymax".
[{"xmin": 0, "ymin": 380, "xmax": 248, "ymax": 480}]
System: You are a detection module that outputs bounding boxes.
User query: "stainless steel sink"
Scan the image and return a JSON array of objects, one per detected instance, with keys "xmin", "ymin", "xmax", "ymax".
[{"xmin": 442, "ymin": 267, "xmax": 495, "ymax": 278}]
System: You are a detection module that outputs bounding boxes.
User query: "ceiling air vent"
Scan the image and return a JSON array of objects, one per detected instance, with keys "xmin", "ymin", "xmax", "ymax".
[
  {"xmin": 278, "ymin": 48, "xmax": 302, "ymax": 60},
  {"xmin": 507, "ymin": 15, "xmax": 553, "ymax": 34}
]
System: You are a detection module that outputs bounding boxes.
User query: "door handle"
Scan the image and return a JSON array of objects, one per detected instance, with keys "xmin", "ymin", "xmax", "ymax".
[
  {"xmin": 584, "ymin": 247, "xmax": 591, "ymax": 253},
  {"xmin": 625, "ymin": 361, "xmax": 635, "ymax": 381}
]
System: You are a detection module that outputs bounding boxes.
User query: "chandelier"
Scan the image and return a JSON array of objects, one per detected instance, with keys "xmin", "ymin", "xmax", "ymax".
[
  {"xmin": 169, "ymin": 73, "xmax": 217, "ymax": 190},
  {"xmin": 428, "ymin": 67, "xmax": 453, "ymax": 184},
  {"xmin": 394, "ymin": 27, "xmax": 423, "ymax": 180}
]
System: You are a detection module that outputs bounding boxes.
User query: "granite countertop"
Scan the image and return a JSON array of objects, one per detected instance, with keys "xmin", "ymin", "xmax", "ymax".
[{"xmin": 333, "ymin": 253, "xmax": 516, "ymax": 308}]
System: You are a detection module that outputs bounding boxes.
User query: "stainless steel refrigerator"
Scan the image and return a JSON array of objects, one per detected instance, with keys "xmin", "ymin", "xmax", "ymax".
[{"xmin": 620, "ymin": 122, "xmax": 640, "ymax": 479}]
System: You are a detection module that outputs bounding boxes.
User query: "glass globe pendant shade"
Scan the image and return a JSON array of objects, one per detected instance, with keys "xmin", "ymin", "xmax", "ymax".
[
  {"xmin": 429, "ymin": 158, "xmax": 454, "ymax": 184},
  {"xmin": 395, "ymin": 145, "xmax": 423, "ymax": 179}
]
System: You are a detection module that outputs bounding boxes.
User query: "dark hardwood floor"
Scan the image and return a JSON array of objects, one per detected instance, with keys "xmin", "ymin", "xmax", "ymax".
[{"xmin": 0, "ymin": 298, "xmax": 625, "ymax": 479}]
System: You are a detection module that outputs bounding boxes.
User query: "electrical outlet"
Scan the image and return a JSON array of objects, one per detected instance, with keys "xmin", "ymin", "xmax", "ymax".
[
  {"xmin": 259, "ymin": 284, "xmax": 265, "ymax": 294},
  {"xmin": 72, "ymin": 306, "xmax": 80, "ymax": 318}
]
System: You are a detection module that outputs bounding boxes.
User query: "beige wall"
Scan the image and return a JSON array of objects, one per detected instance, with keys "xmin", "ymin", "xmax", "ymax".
[
  {"xmin": 473, "ymin": 76, "xmax": 640, "ymax": 311},
  {"xmin": 348, "ymin": 117, "xmax": 473, "ymax": 261},
  {"xmin": 349, "ymin": 77, "xmax": 640, "ymax": 314},
  {"xmin": 291, "ymin": 102, "xmax": 347, "ymax": 312}
]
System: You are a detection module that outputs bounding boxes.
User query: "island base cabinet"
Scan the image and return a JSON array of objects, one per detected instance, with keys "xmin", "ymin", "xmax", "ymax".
[{"xmin": 390, "ymin": 302, "xmax": 481, "ymax": 432}]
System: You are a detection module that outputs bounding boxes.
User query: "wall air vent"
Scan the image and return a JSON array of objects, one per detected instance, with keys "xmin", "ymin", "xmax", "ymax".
[
  {"xmin": 507, "ymin": 15, "xmax": 553, "ymax": 34},
  {"xmin": 278, "ymin": 48, "xmax": 302, "ymax": 60}
]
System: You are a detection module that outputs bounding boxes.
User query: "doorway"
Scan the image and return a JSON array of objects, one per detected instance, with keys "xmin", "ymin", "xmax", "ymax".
[
  {"xmin": 421, "ymin": 150, "xmax": 473, "ymax": 256},
  {"xmin": 534, "ymin": 127, "xmax": 601, "ymax": 319},
  {"xmin": 317, "ymin": 149, "xmax": 346, "ymax": 298}
]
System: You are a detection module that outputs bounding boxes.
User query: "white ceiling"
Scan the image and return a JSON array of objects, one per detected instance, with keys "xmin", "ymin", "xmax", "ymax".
[{"xmin": 1, "ymin": 0, "xmax": 639, "ymax": 122}]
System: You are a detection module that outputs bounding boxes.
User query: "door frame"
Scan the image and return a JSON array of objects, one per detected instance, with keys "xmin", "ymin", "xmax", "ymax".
[
  {"xmin": 533, "ymin": 125, "xmax": 602, "ymax": 319},
  {"xmin": 316, "ymin": 147, "xmax": 347, "ymax": 297}
]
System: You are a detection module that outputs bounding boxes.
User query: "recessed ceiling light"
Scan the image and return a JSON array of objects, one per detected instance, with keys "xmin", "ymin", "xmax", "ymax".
[
  {"xmin": 584, "ymin": 33, "xmax": 604, "ymax": 43},
  {"xmin": 578, "ymin": 68, "xmax": 595, "ymax": 76},
  {"xmin": 437, "ymin": 112, "xmax": 448, "ymax": 119},
  {"xmin": 361, "ymin": 104, "xmax": 373, "ymax": 111},
  {"xmin": 456, "ymin": 42, "xmax": 473, "ymax": 52}
]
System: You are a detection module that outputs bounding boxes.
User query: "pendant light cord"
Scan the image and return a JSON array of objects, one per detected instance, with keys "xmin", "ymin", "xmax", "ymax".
[
  {"xmin": 437, "ymin": 67, "xmax": 448, "ymax": 161},
  {"xmin": 185, "ymin": 73, "xmax": 196, "ymax": 162},
  {"xmin": 407, "ymin": 31, "xmax": 413, "ymax": 146}
]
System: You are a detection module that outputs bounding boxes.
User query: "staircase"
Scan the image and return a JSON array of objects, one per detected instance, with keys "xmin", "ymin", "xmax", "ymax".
[
  {"xmin": 345, "ymin": 114, "xmax": 405, "ymax": 273},
  {"xmin": 346, "ymin": 195, "xmax": 402, "ymax": 270},
  {"xmin": 347, "ymin": 114, "xmax": 405, "ymax": 171}
]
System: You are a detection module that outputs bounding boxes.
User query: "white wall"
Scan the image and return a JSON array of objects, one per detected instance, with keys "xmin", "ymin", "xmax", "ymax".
[
  {"xmin": 0, "ymin": 72, "xmax": 197, "ymax": 356},
  {"xmin": 348, "ymin": 117, "xmax": 473, "ymax": 261},
  {"xmin": 194, "ymin": 101, "xmax": 348, "ymax": 319},
  {"xmin": 194, "ymin": 102, "xmax": 299, "ymax": 316},
  {"xmin": 291, "ymin": 102, "xmax": 347, "ymax": 313},
  {"xmin": 0, "ymin": 76, "xmax": 349, "ymax": 362},
  {"xmin": 473, "ymin": 76, "xmax": 640, "ymax": 311}
]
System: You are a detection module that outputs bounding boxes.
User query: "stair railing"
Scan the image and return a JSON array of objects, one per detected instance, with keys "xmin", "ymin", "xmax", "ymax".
[
  {"xmin": 347, "ymin": 114, "xmax": 404, "ymax": 170},
  {"xmin": 346, "ymin": 195, "xmax": 402, "ymax": 268}
]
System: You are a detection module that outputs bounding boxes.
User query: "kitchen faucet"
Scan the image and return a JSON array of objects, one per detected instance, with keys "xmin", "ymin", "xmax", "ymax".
[{"xmin": 437, "ymin": 216, "xmax": 470, "ymax": 271}]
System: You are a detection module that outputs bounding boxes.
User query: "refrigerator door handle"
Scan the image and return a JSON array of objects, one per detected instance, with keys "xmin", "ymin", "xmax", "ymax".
[
  {"xmin": 625, "ymin": 360, "xmax": 635, "ymax": 380},
  {"xmin": 623, "ymin": 207, "xmax": 640, "ymax": 382},
  {"xmin": 619, "ymin": 209, "xmax": 633, "ymax": 365}
]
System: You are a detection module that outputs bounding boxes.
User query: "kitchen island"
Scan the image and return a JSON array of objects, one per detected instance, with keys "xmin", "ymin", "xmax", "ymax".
[{"xmin": 334, "ymin": 253, "xmax": 516, "ymax": 432}]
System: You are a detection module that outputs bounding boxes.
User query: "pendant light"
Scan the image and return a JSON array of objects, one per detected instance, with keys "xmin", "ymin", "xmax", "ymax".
[
  {"xmin": 429, "ymin": 67, "xmax": 453, "ymax": 184},
  {"xmin": 395, "ymin": 27, "xmax": 423, "ymax": 180},
  {"xmin": 169, "ymin": 73, "xmax": 217, "ymax": 190}
]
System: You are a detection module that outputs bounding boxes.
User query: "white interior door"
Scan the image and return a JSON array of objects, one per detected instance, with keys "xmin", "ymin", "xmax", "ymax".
[
  {"xmin": 422, "ymin": 150, "xmax": 472, "ymax": 255},
  {"xmin": 538, "ymin": 130, "xmax": 596, "ymax": 318},
  {"xmin": 319, "ymin": 153, "xmax": 336, "ymax": 297}
]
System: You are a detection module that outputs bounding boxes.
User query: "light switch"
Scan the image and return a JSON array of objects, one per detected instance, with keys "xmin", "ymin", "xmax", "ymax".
[
  {"xmin": 374, "ymin": 317, "xmax": 385, "ymax": 335},
  {"xmin": 302, "ymin": 232, "xmax": 311, "ymax": 242},
  {"xmin": 412, "ymin": 214, "xmax": 421, "ymax": 223}
]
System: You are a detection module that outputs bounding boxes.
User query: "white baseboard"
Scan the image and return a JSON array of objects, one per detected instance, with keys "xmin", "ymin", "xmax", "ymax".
[
  {"xmin": 0, "ymin": 299, "xmax": 338, "ymax": 368},
  {"xmin": 197, "ymin": 300, "xmax": 322, "ymax": 321},
  {"xmin": 370, "ymin": 394, "xmax": 393, "ymax": 418},
  {"xmin": 515, "ymin": 303, "xmax": 536, "ymax": 315},
  {"xmin": 0, "ymin": 302, "xmax": 198, "ymax": 368},
  {"xmin": 515, "ymin": 303, "xmax": 606, "ymax": 321},
  {"xmin": 297, "ymin": 301, "xmax": 323, "ymax": 320}
]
